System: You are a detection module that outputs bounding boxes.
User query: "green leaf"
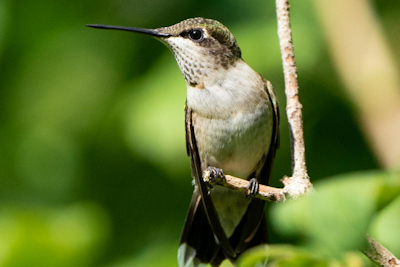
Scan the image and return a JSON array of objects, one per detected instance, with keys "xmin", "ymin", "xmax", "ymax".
[
  {"xmin": 370, "ymin": 194, "xmax": 400, "ymax": 256},
  {"xmin": 271, "ymin": 171, "xmax": 400, "ymax": 258},
  {"xmin": 237, "ymin": 245, "xmax": 328, "ymax": 267}
]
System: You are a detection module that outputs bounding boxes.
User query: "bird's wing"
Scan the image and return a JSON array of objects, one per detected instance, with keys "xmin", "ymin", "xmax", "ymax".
[
  {"xmin": 264, "ymin": 79, "xmax": 280, "ymax": 154},
  {"xmin": 183, "ymin": 103, "xmax": 236, "ymax": 258}
]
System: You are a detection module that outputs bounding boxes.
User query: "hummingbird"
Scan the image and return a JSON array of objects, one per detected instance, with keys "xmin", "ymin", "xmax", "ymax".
[{"xmin": 87, "ymin": 17, "xmax": 279, "ymax": 267}]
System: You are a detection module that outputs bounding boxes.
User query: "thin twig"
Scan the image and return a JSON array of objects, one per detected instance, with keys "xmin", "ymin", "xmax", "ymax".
[
  {"xmin": 364, "ymin": 235, "xmax": 400, "ymax": 267},
  {"xmin": 204, "ymin": 172, "xmax": 286, "ymax": 202},
  {"xmin": 203, "ymin": 172, "xmax": 314, "ymax": 202},
  {"xmin": 275, "ymin": 0, "xmax": 312, "ymax": 197}
]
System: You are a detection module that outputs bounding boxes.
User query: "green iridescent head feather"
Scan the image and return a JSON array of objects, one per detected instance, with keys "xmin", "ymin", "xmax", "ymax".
[{"xmin": 157, "ymin": 17, "xmax": 241, "ymax": 58}]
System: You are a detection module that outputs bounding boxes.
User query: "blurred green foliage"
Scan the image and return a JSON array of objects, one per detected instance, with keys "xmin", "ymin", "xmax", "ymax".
[
  {"xmin": 237, "ymin": 171, "xmax": 400, "ymax": 267},
  {"xmin": 0, "ymin": 0, "xmax": 399, "ymax": 266}
]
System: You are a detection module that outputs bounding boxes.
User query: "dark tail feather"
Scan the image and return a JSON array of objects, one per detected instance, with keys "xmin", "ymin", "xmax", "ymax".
[
  {"xmin": 230, "ymin": 198, "xmax": 268, "ymax": 253},
  {"xmin": 179, "ymin": 190, "xmax": 226, "ymax": 267},
  {"xmin": 179, "ymin": 191, "xmax": 268, "ymax": 267},
  {"xmin": 240, "ymin": 214, "xmax": 268, "ymax": 249}
]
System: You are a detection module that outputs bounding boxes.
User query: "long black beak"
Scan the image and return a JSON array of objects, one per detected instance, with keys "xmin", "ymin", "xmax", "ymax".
[{"xmin": 86, "ymin": 24, "xmax": 171, "ymax": 38}]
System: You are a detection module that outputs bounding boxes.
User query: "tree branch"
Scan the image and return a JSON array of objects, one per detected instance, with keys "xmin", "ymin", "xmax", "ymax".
[
  {"xmin": 204, "ymin": 172, "xmax": 286, "ymax": 202},
  {"xmin": 275, "ymin": 0, "xmax": 312, "ymax": 196},
  {"xmin": 203, "ymin": 172, "xmax": 313, "ymax": 203},
  {"xmin": 364, "ymin": 235, "xmax": 400, "ymax": 267}
]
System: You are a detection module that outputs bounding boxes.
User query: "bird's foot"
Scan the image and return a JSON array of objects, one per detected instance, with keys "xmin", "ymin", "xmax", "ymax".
[
  {"xmin": 203, "ymin": 166, "xmax": 226, "ymax": 185},
  {"xmin": 245, "ymin": 178, "xmax": 259, "ymax": 197}
]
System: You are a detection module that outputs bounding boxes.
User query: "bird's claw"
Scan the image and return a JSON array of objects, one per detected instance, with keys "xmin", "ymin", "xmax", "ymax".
[
  {"xmin": 246, "ymin": 178, "xmax": 259, "ymax": 197},
  {"xmin": 204, "ymin": 166, "xmax": 226, "ymax": 184}
]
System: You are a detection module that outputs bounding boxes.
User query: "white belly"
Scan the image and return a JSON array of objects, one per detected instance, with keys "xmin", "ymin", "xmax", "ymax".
[
  {"xmin": 192, "ymin": 104, "xmax": 272, "ymax": 236},
  {"xmin": 193, "ymin": 105, "xmax": 272, "ymax": 178}
]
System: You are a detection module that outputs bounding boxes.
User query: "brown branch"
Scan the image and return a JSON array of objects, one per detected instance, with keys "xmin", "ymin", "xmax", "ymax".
[
  {"xmin": 275, "ymin": 0, "xmax": 312, "ymax": 196},
  {"xmin": 204, "ymin": 172, "xmax": 286, "ymax": 202},
  {"xmin": 203, "ymin": 172, "xmax": 313, "ymax": 202},
  {"xmin": 364, "ymin": 235, "xmax": 400, "ymax": 267}
]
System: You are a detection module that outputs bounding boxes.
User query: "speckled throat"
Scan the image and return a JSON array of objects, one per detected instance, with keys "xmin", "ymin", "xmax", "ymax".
[{"xmin": 159, "ymin": 18, "xmax": 242, "ymax": 87}]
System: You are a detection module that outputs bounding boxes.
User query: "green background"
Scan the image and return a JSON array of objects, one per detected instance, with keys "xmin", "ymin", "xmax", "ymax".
[{"xmin": 0, "ymin": 0, "xmax": 399, "ymax": 266}]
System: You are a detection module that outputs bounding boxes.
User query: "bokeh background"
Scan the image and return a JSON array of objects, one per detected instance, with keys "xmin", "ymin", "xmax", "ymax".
[{"xmin": 0, "ymin": 0, "xmax": 399, "ymax": 266}]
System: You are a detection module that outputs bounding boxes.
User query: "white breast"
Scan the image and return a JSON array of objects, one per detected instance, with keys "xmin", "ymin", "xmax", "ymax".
[{"xmin": 188, "ymin": 59, "xmax": 273, "ymax": 178}]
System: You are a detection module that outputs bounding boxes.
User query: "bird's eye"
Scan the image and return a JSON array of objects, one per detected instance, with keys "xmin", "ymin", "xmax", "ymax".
[{"xmin": 188, "ymin": 29, "xmax": 204, "ymax": 42}]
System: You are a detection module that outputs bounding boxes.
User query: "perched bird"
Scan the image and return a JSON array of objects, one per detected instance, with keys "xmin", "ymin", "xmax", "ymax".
[{"xmin": 87, "ymin": 17, "xmax": 279, "ymax": 267}]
